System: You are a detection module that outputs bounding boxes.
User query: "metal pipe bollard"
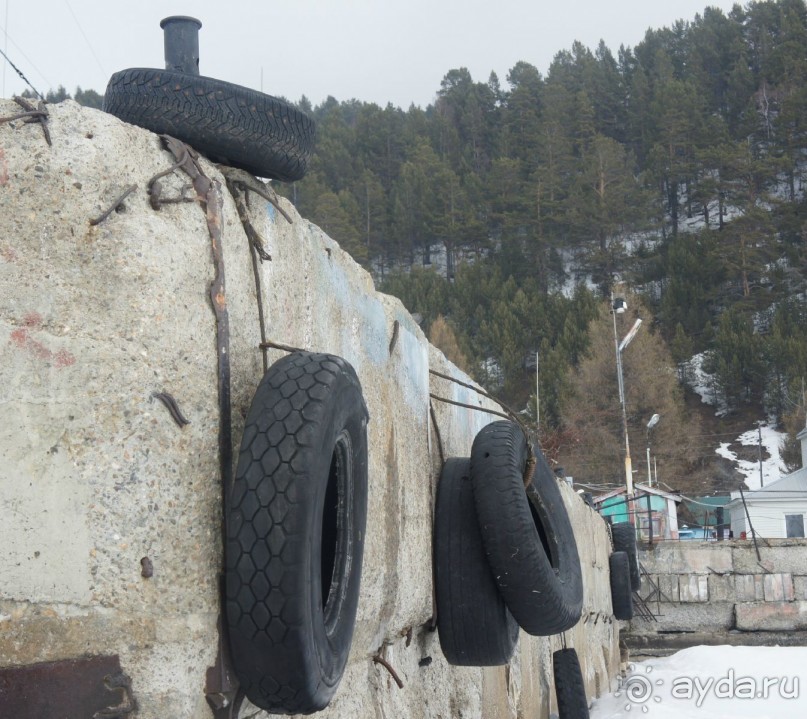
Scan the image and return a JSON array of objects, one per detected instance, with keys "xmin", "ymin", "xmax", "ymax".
[{"xmin": 160, "ymin": 16, "xmax": 203, "ymax": 75}]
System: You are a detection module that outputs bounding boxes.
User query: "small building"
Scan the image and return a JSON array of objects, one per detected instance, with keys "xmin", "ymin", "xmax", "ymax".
[
  {"xmin": 592, "ymin": 483, "xmax": 682, "ymax": 540},
  {"xmin": 680, "ymin": 495, "xmax": 732, "ymax": 536},
  {"xmin": 727, "ymin": 426, "xmax": 807, "ymax": 539}
]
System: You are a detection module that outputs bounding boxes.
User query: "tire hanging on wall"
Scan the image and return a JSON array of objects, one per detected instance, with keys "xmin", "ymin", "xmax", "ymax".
[
  {"xmin": 552, "ymin": 648, "xmax": 590, "ymax": 719},
  {"xmin": 434, "ymin": 458, "xmax": 520, "ymax": 666},
  {"xmin": 611, "ymin": 522, "xmax": 641, "ymax": 591},
  {"xmin": 103, "ymin": 69, "xmax": 315, "ymax": 181},
  {"xmin": 225, "ymin": 351, "xmax": 369, "ymax": 713},
  {"xmin": 609, "ymin": 551, "xmax": 634, "ymax": 621},
  {"xmin": 470, "ymin": 420, "xmax": 583, "ymax": 636}
]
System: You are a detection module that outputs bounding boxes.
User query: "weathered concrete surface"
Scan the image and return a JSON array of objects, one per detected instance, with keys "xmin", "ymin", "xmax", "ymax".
[
  {"xmin": 641, "ymin": 541, "xmax": 733, "ymax": 574},
  {"xmin": 795, "ymin": 575, "xmax": 807, "ymax": 600},
  {"xmin": 731, "ymin": 541, "xmax": 807, "ymax": 575},
  {"xmin": 735, "ymin": 601, "xmax": 807, "ymax": 631},
  {"xmin": 678, "ymin": 575, "xmax": 709, "ymax": 603},
  {"xmin": 639, "ymin": 603, "xmax": 736, "ymax": 633},
  {"xmin": 0, "ymin": 100, "xmax": 618, "ymax": 717}
]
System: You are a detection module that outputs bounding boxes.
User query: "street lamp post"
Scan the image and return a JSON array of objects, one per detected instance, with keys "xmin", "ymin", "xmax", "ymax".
[
  {"xmin": 611, "ymin": 297, "xmax": 642, "ymax": 499},
  {"xmin": 646, "ymin": 413, "xmax": 660, "ymax": 487}
]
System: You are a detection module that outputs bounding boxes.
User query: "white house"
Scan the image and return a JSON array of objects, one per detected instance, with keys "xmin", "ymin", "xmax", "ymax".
[{"xmin": 728, "ymin": 425, "xmax": 807, "ymax": 539}]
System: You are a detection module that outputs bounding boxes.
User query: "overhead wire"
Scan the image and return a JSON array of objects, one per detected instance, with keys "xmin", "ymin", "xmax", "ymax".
[
  {"xmin": 2, "ymin": 0, "xmax": 7, "ymax": 97},
  {"xmin": 63, "ymin": 0, "xmax": 106, "ymax": 80},
  {"xmin": 1, "ymin": 1, "xmax": 108, "ymax": 101},
  {"xmin": 0, "ymin": 18, "xmax": 52, "ymax": 95},
  {"xmin": 0, "ymin": 43, "xmax": 42, "ymax": 99}
]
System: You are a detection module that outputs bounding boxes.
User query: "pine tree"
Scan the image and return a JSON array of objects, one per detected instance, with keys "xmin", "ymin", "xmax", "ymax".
[
  {"xmin": 710, "ymin": 307, "xmax": 765, "ymax": 408},
  {"xmin": 671, "ymin": 323, "xmax": 695, "ymax": 383}
]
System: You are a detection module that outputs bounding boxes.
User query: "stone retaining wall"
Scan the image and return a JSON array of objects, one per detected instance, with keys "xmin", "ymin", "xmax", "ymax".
[{"xmin": 630, "ymin": 539, "xmax": 807, "ymax": 643}]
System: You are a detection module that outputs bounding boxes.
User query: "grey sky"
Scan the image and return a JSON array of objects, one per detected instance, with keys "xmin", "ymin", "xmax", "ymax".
[{"xmin": 2, "ymin": 0, "xmax": 742, "ymax": 109}]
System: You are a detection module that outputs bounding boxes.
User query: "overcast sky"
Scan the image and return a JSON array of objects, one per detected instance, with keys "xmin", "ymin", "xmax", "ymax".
[{"xmin": 2, "ymin": 0, "xmax": 743, "ymax": 109}]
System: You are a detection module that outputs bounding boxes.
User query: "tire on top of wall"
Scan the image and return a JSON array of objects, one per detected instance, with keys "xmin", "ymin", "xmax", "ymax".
[
  {"xmin": 103, "ymin": 69, "xmax": 315, "ymax": 181},
  {"xmin": 225, "ymin": 351, "xmax": 369, "ymax": 713},
  {"xmin": 434, "ymin": 457, "xmax": 519, "ymax": 666},
  {"xmin": 469, "ymin": 420, "xmax": 583, "ymax": 636}
]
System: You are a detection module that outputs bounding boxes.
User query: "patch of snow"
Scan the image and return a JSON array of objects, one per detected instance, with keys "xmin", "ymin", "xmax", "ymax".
[
  {"xmin": 591, "ymin": 645, "xmax": 807, "ymax": 718},
  {"xmin": 714, "ymin": 424, "xmax": 786, "ymax": 490},
  {"xmin": 622, "ymin": 230, "xmax": 662, "ymax": 255},
  {"xmin": 555, "ymin": 246, "xmax": 600, "ymax": 298},
  {"xmin": 685, "ymin": 356, "xmax": 787, "ymax": 489},
  {"xmin": 686, "ymin": 352, "xmax": 729, "ymax": 416},
  {"xmin": 478, "ymin": 357, "xmax": 503, "ymax": 391},
  {"xmin": 752, "ymin": 304, "xmax": 776, "ymax": 334},
  {"xmin": 678, "ymin": 199, "xmax": 744, "ymax": 234}
]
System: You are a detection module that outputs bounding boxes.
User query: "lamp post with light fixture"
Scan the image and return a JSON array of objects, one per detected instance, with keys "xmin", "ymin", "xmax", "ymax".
[
  {"xmin": 611, "ymin": 296, "xmax": 642, "ymax": 499},
  {"xmin": 646, "ymin": 413, "xmax": 660, "ymax": 487}
]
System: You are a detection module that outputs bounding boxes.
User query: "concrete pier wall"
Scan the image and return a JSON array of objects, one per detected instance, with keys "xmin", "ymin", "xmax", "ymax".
[{"xmin": 0, "ymin": 99, "xmax": 619, "ymax": 718}]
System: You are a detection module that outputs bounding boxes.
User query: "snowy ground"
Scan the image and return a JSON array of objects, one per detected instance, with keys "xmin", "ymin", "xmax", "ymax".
[
  {"xmin": 714, "ymin": 425, "xmax": 787, "ymax": 490},
  {"xmin": 591, "ymin": 645, "xmax": 807, "ymax": 718},
  {"xmin": 686, "ymin": 352, "xmax": 787, "ymax": 490}
]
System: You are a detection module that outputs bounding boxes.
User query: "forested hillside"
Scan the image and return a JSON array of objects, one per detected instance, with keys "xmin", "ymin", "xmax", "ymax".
[
  {"xmin": 270, "ymin": 0, "xmax": 807, "ymax": 492},
  {"xmin": 59, "ymin": 0, "xmax": 805, "ymax": 491}
]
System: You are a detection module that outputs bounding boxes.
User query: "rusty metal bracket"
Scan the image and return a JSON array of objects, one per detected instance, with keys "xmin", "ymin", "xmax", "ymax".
[
  {"xmin": 205, "ymin": 606, "xmax": 245, "ymax": 718},
  {"xmin": 156, "ymin": 134, "xmax": 233, "ymax": 492},
  {"xmin": 151, "ymin": 135, "xmax": 240, "ymax": 716}
]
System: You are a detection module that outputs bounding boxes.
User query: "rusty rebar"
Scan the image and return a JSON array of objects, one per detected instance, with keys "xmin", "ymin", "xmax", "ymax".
[
  {"xmin": 151, "ymin": 391, "xmax": 190, "ymax": 427},
  {"xmin": 388, "ymin": 320, "xmax": 400, "ymax": 355},
  {"xmin": 259, "ymin": 339, "xmax": 305, "ymax": 354},
  {"xmin": 429, "ymin": 400, "xmax": 445, "ymax": 466},
  {"xmin": 13, "ymin": 96, "xmax": 50, "ymax": 145},
  {"xmin": 428, "ymin": 393, "xmax": 512, "ymax": 421},
  {"xmin": 90, "ymin": 184, "xmax": 137, "ymax": 226},
  {"xmin": 372, "ymin": 654, "xmax": 404, "ymax": 689}
]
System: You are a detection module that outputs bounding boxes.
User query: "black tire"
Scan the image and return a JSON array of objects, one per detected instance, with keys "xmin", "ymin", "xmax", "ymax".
[
  {"xmin": 434, "ymin": 458, "xmax": 519, "ymax": 666},
  {"xmin": 225, "ymin": 352, "xmax": 369, "ymax": 713},
  {"xmin": 103, "ymin": 68, "xmax": 315, "ymax": 181},
  {"xmin": 611, "ymin": 522, "xmax": 641, "ymax": 591},
  {"xmin": 553, "ymin": 648, "xmax": 590, "ymax": 719},
  {"xmin": 609, "ymin": 551, "xmax": 634, "ymax": 621},
  {"xmin": 470, "ymin": 421, "xmax": 583, "ymax": 636}
]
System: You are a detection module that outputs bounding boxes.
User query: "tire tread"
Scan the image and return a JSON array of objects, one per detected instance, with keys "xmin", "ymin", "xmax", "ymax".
[
  {"xmin": 435, "ymin": 458, "xmax": 519, "ymax": 666},
  {"xmin": 225, "ymin": 352, "xmax": 366, "ymax": 713},
  {"xmin": 103, "ymin": 68, "xmax": 315, "ymax": 181}
]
